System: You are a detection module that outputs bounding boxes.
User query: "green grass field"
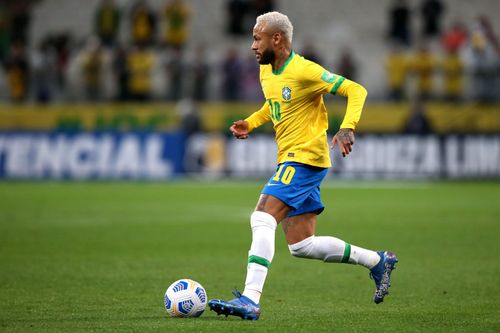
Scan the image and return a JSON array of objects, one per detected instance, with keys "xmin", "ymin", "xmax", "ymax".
[{"xmin": 0, "ymin": 180, "xmax": 499, "ymax": 332}]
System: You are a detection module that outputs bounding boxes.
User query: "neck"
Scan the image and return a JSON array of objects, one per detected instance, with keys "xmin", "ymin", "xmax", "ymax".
[{"xmin": 272, "ymin": 48, "xmax": 292, "ymax": 72}]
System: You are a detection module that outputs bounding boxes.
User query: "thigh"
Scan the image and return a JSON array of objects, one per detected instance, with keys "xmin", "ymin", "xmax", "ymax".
[
  {"xmin": 281, "ymin": 213, "xmax": 317, "ymax": 245},
  {"xmin": 255, "ymin": 194, "xmax": 291, "ymax": 223}
]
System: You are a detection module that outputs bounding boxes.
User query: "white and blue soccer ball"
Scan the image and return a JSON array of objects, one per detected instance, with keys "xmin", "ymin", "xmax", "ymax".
[{"xmin": 164, "ymin": 279, "xmax": 207, "ymax": 318}]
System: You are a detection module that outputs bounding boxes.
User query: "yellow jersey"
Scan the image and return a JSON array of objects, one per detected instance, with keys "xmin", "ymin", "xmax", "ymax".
[{"xmin": 245, "ymin": 51, "xmax": 367, "ymax": 168}]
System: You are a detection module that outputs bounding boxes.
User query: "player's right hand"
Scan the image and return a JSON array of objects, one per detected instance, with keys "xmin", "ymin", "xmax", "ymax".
[
  {"xmin": 331, "ymin": 128, "xmax": 355, "ymax": 157},
  {"xmin": 230, "ymin": 120, "xmax": 250, "ymax": 139}
]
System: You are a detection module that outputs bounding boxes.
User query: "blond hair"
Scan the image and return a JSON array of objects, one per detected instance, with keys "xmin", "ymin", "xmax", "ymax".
[{"xmin": 256, "ymin": 11, "xmax": 294, "ymax": 44}]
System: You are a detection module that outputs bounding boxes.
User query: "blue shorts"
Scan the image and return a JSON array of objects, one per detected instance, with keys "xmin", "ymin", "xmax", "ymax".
[{"xmin": 262, "ymin": 162, "xmax": 329, "ymax": 217}]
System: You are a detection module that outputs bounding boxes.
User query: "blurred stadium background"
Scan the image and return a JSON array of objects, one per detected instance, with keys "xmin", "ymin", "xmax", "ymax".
[{"xmin": 0, "ymin": 0, "xmax": 499, "ymax": 180}]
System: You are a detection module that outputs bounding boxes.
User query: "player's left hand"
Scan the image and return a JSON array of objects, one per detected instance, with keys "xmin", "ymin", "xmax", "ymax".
[{"xmin": 331, "ymin": 128, "xmax": 355, "ymax": 157}]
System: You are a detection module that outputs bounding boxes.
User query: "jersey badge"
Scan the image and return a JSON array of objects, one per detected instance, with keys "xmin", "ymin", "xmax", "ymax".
[
  {"xmin": 321, "ymin": 71, "xmax": 338, "ymax": 84},
  {"xmin": 282, "ymin": 86, "xmax": 292, "ymax": 101}
]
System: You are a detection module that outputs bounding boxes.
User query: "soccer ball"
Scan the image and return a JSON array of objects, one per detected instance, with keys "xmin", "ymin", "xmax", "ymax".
[{"xmin": 164, "ymin": 279, "xmax": 207, "ymax": 317}]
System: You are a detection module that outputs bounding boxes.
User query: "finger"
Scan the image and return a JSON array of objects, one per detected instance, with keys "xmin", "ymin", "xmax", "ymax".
[
  {"xmin": 330, "ymin": 136, "xmax": 338, "ymax": 149},
  {"xmin": 340, "ymin": 143, "xmax": 347, "ymax": 157}
]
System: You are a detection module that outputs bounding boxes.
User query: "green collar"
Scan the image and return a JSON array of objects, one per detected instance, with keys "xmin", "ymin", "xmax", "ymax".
[{"xmin": 272, "ymin": 50, "xmax": 294, "ymax": 75}]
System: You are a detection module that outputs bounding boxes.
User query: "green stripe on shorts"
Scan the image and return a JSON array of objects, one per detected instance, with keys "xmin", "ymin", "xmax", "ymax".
[
  {"xmin": 341, "ymin": 243, "xmax": 351, "ymax": 263},
  {"xmin": 248, "ymin": 255, "xmax": 271, "ymax": 268}
]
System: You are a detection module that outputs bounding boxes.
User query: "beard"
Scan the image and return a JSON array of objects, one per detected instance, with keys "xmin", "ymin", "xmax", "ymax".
[{"xmin": 259, "ymin": 47, "xmax": 275, "ymax": 64}]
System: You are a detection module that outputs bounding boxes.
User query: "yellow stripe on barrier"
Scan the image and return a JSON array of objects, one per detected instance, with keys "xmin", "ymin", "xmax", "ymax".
[{"xmin": 0, "ymin": 102, "xmax": 498, "ymax": 133}]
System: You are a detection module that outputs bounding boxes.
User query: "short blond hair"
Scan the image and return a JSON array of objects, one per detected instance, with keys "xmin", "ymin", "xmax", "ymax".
[{"xmin": 256, "ymin": 11, "xmax": 293, "ymax": 44}]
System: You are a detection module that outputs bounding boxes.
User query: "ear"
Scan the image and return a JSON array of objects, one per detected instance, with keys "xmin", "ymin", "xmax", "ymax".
[{"xmin": 272, "ymin": 32, "xmax": 281, "ymax": 46}]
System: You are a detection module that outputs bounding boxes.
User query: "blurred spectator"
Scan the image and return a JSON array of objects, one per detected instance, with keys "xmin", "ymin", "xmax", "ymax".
[
  {"xmin": 80, "ymin": 38, "xmax": 104, "ymax": 101},
  {"xmin": 0, "ymin": 1, "xmax": 10, "ymax": 64},
  {"xmin": 463, "ymin": 31, "xmax": 498, "ymax": 103},
  {"xmin": 385, "ymin": 45, "xmax": 409, "ymax": 101},
  {"xmin": 126, "ymin": 46, "xmax": 155, "ymax": 101},
  {"xmin": 301, "ymin": 40, "xmax": 322, "ymax": 65},
  {"xmin": 404, "ymin": 97, "xmax": 432, "ymax": 135},
  {"xmin": 94, "ymin": 0, "xmax": 121, "ymax": 48},
  {"xmin": 130, "ymin": 0, "xmax": 157, "ymax": 47},
  {"xmin": 241, "ymin": 55, "xmax": 260, "ymax": 100},
  {"xmin": 336, "ymin": 48, "xmax": 358, "ymax": 81},
  {"xmin": 177, "ymin": 98, "xmax": 201, "ymax": 137},
  {"xmin": 476, "ymin": 16, "xmax": 500, "ymax": 101},
  {"xmin": 253, "ymin": 0, "xmax": 274, "ymax": 16},
  {"xmin": 441, "ymin": 21, "xmax": 468, "ymax": 53},
  {"xmin": 441, "ymin": 48, "xmax": 464, "ymax": 102},
  {"xmin": 31, "ymin": 39, "xmax": 57, "ymax": 103},
  {"xmin": 226, "ymin": 0, "xmax": 249, "ymax": 36},
  {"xmin": 221, "ymin": 47, "xmax": 242, "ymax": 100},
  {"xmin": 4, "ymin": 41, "xmax": 29, "ymax": 102},
  {"xmin": 477, "ymin": 15, "xmax": 500, "ymax": 55},
  {"xmin": 166, "ymin": 48, "xmax": 184, "ymax": 101},
  {"xmin": 161, "ymin": 0, "xmax": 191, "ymax": 51},
  {"xmin": 112, "ymin": 44, "xmax": 129, "ymax": 100},
  {"xmin": 190, "ymin": 45, "xmax": 210, "ymax": 101},
  {"xmin": 411, "ymin": 44, "xmax": 437, "ymax": 100},
  {"xmin": 420, "ymin": 0, "xmax": 445, "ymax": 39},
  {"xmin": 9, "ymin": 0, "xmax": 31, "ymax": 45},
  {"xmin": 387, "ymin": 0, "xmax": 412, "ymax": 47},
  {"xmin": 53, "ymin": 34, "xmax": 73, "ymax": 98}
]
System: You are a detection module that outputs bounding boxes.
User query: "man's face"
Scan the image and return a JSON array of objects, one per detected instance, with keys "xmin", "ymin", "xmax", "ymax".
[{"xmin": 251, "ymin": 24, "xmax": 276, "ymax": 65}]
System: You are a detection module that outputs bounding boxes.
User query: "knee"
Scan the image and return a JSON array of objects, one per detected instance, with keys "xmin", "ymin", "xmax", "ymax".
[
  {"xmin": 250, "ymin": 211, "xmax": 277, "ymax": 230},
  {"xmin": 288, "ymin": 236, "xmax": 314, "ymax": 258}
]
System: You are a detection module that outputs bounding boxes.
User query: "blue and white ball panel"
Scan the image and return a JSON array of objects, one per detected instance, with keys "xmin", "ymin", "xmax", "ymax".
[
  {"xmin": 164, "ymin": 294, "xmax": 172, "ymax": 310},
  {"xmin": 195, "ymin": 287, "xmax": 206, "ymax": 303},
  {"xmin": 172, "ymin": 280, "xmax": 189, "ymax": 292},
  {"xmin": 262, "ymin": 162, "xmax": 328, "ymax": 217},
  {"xmin": 178, "ymin": 299, "xmax": 195, "ymax": 315}
]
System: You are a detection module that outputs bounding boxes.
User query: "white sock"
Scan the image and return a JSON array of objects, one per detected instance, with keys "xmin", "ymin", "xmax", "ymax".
[
  {"xmin": 349, "ymin": 244, "xmax": 381, "ymax": 268},
  {"xmin": 288, "ymin": 236, "xmax": 380, "ymax": 269},
  {"xmin": 242, "ymin": 211, "xmax": 277, "ymax": 304}
]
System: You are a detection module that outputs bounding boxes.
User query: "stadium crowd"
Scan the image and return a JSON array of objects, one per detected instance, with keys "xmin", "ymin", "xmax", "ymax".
[
  {"xmin": 385, "ymin": 0, "xmax": 500, "ymax": 103},
  {"xmin": 0, "ymin": 0, "xmax": 499, "ymax": 103}
]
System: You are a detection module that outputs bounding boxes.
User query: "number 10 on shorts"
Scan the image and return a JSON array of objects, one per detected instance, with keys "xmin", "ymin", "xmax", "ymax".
[{"xmin": 272, "ymin": 165, "xmax": 296, "ymax": 185}]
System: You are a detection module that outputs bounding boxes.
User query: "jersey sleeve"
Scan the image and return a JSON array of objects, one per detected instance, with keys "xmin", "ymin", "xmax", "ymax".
[
  {"xmin": 302, "ymin": 60, "xmax": 367, "ymax": 130},
  {"xmin": 335, "ymin": 78, "xmax": 368, "ymax": 129},
  {"xmin": 301, "ymin": 60, "xmax": 346, "ymax": 95},
  {"xmin": 245, "ymin": 101, "xmax": 271, "ymax": 132}
]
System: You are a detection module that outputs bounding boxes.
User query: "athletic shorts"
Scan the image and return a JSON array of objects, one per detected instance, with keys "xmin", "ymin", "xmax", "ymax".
[{"xmin": 261, "ymin": 161, "xmax": 329, "ymax": 217}]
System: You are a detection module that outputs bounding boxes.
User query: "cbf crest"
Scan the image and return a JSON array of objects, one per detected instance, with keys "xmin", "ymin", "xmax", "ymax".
[{"xmin": 282, "ymin": 86, "xmax": 292, "ymax": 101}]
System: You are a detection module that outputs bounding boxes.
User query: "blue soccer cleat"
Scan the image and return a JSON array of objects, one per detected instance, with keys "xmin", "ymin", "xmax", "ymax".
[
  {"xmin": 208, "ymin": 290, "xmax": 261, "ymax": 320},
  {"xmin": 370, "ymin": 251, "xmax": 398, "ymax": 304}
]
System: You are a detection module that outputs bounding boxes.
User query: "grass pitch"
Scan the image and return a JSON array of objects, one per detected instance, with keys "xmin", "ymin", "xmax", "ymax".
[{"xmin": 0, "ymin": 180, "xmax": 499, "ymax": 332}]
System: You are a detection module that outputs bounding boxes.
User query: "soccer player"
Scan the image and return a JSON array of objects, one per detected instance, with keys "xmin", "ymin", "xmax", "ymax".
[{"xmin": 208, "ymin": 12, "xmax": 398, "ymax": 320}]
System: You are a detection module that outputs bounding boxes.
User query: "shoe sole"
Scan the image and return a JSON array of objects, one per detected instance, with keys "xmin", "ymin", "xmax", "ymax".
[{"xmin": 208, "ymin": 300, "xmax": 260, "ymax": 320}]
